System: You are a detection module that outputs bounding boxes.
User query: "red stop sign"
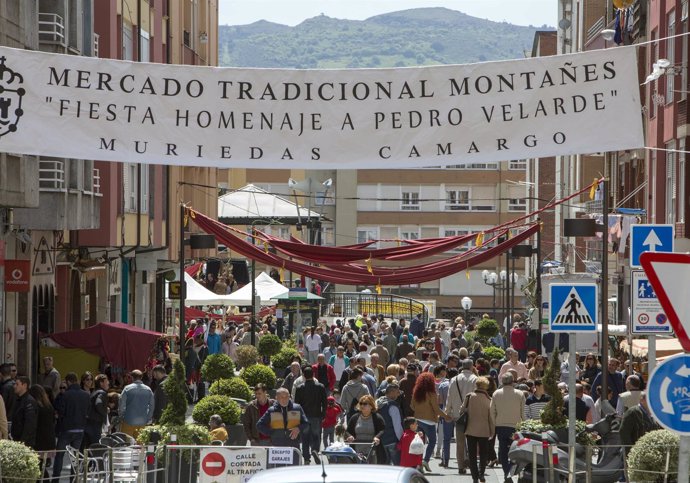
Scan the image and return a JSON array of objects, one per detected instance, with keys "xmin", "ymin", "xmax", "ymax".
[{"xmin": 202, "ymin": 452, "xmax": 226, "ymax": 477}]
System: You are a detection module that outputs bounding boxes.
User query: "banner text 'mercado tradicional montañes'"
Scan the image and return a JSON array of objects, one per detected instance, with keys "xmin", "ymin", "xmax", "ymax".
[{"xmin": 0, "ymin": 46, "xmax": 644, "ymax": 168}]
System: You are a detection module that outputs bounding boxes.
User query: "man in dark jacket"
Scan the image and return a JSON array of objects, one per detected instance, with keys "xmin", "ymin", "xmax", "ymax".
[
  {"xmin": 376, "ymin": 383, "xmax": 403, "ymax": 465},
  {"xmin": 85, "ymin": 374, "xmax": 110, "ymax": 447},
  {"xmin": 11, "ymin": 375, "xmax": 37, "ymax": 448},
  {"xmin": 409, "ymin": 314, "xmax": 424, "ymax": 339},
  {"xmin": 0, "ymin": 363, "xmax": 16, "ymax": 417},
  {"xmin": 294, "ymin": 367, "xmax": 327, "ymax": 463},
  {"xmin": 243, "ymin": 384, "xmax": 275, "ymax": 446},
  {"xmin": 257, "ymin": 388, "xmax": 309, "ymax": 451},
  {"xmin": 53, "ymin": 372, "xmax": 90, "ymax": 480},
  {"xmin": 151, "ymin": 365, "xmax": 168, "ymax": 423},
  {"xmin": 620, "ymin": 392, "xmax": 659, "ymax": 455},
  {"xmin": 395, "ymin": 339, "xmax": 415, "ymax": 362}
]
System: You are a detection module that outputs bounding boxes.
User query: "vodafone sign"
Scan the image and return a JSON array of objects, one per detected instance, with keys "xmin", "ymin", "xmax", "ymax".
[{"xmin": 4, "ymin": 260, "xmax": 30, "ymax": 292}]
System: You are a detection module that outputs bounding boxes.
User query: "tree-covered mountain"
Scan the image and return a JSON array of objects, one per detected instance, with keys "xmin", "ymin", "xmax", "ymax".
[{"xmin": 219, "ymin": 7, "xmax": 552, "ymax": 69}]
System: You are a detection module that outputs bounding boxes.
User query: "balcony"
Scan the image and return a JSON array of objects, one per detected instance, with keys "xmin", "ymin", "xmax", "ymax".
[
  {"xmin": 13, "ymin": 158, "xmax": 101, "ymax": 230},
  {"xmin": 0, "ymin": 154, "xmax": 39, "ymax": 208},
  {"xmin": 38, "ymin": 12, "xmax": 66, "ymax": 47}
]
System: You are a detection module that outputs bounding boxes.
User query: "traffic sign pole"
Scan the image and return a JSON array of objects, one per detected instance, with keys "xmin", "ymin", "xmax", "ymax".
[
  {"xmin": 567, "ymin": 334, "xmax": 577, "ymax": 483},
  {"xmin": 679, "ymin": 437, "xmax": 690, "ymax": 483},
  {"xmin": 648, "ymin": 335, "xmax": 656, "ymax": 374}
]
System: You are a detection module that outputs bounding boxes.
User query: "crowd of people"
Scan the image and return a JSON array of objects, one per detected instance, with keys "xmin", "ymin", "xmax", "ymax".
[
  {"xmin": 230, "ymin": 313, "xmax": 660, "ymax": 483},
  {"xmin": 0, "ymin": 357, "xmax": 163, "ymax": 480},
  {"xmin": 0, "ymin": 312, "xmax": 662, "ymax": 483}
]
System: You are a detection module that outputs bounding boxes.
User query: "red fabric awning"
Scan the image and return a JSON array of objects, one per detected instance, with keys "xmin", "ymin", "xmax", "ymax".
[
  {"xmin": 189, "ymin": 209, "xmax": 538, "ymax": 285},
  {"xmin": 50, "ymin": 322, "xmax": 163, "ymax": 371}
]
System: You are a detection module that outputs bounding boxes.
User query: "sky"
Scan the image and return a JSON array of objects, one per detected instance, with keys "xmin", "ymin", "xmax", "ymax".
[{"xmin": 219, "ymin": 0, "xmax": 557, "ymax": 28}]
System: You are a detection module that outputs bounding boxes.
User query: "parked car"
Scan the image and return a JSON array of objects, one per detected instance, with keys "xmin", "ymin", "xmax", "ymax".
[{"xmin": 247, "ymin": 465, "xmax": 429, "ymax": 483}]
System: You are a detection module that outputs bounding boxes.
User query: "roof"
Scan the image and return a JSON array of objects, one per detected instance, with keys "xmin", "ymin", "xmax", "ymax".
[
  {"xmin": 223, "ymin": 271, "xmax": 288, "ymax": 306},
  {"xmin": 167, "ymin": 272, "xmax": 243, "ymax": 306},
  {"xmin": 218, "ymin": 184, "xmax": 323, "ymax": 224}
]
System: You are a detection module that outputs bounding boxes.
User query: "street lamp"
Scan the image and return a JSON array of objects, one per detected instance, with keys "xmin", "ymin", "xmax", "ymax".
[
  {"xmin": 249, "ymin": 219, "xmax": 283, "ymax": 346},
  {"xmin": 461, "ymin": 296, "xmax": 472, "ymax": 323},
  {"xmin": 288, "ymin": 177, "xmax": 332, "ymax": 244},
  {"xmin": 481, "ymin": 270, "xmax": 503, "ymax": 319}
]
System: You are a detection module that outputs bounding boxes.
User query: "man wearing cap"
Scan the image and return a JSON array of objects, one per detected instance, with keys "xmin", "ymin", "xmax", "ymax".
[{"xmin": 376, "ymin": 383, "xmax": 403, "ymax": 464}]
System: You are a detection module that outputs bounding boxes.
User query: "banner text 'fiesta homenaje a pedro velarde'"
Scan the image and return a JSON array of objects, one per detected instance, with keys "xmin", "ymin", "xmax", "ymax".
[{"xmin": 0, "ymin": 45, "xmax": 643, "ymax": 169}]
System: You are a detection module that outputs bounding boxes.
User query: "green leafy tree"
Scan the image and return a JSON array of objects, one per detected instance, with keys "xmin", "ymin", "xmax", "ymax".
[
  {"xmin": 236, "ymin": 345, "xmax": 260, "ymax": 368},
  {"xmin": 628, "ymin": 430, "xmax": 679, "ymax": 483},
  {"xmin": 476, "ymin": 318, "xmax": 499, "ymax": 341},
  {"xmin": 159, "ymin": 358, "xmax": 188, "ymax": 426},
  {"xmin": 201, "ymin": 353, "xmax": 236, "ymax": 382},
  {"xmin": 540, "ymin": 348, "xmax": 566, "ymax": 427},
  {"xmin": 241, "ymin": 364, "xmax": 277, "ymax": 389},
  {"xmin": 209, "ymin": 378, "xmax": 253, "ymax": 401},
  {"xmin": 258, "ymin": 334, "xmax": 283, "ymax": 360},
  {"xmin": 192, "ymin": 395, "xmax": 242, "ymax": 426},
  {"xmin": 0, "ymin": 440, "xmax": 42, "ymax": 482}
]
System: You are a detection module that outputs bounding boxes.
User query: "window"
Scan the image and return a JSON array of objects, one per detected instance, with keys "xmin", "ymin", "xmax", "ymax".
[
  {"xmin": 315, "ymin": 190, "xmax": 335, "ymax": 205},
  {"xmin": 400, "ymin": 229, "xmax": 420, "ymax": 240},
  {"xmin": 357, "ymin": 227, "xmax": 379, "ymax": 246},
  {"xmin": 448, "ymin": 163, "xmax": 499, "ymax": 170},
  {"xmin": 445, "ymin": 189, "xmax": 470, "ymax": 210},
  {"xmin": 442, "ymin": 227, "xmax": 470, "ymax": 251},
  {"xmin": 508, "ymin": 198, "xmax": 527, "ymax": 212},
  {"xmin": 401, "ymin": 191, "xmax": 420, "ymax": 210},
  {"xmin": 122, "ymin": 22, "xmax": 134, "ymax": 61},
  {"xmin": 667, "ymin": 11, "xmax": 675, "ymax": 104},
  {"xmin": 666, "ymin": 141, "xmax": 676, "ymax": 224},
  {"xmin": 123, "ymin": 163, "xmax": 149, "ymax": 213},
  {"xmin": 509, "ymin": 160, "xmax": 527, "ymax": 170},
  {"xmin": 320, "ymin": 224, "xmax": 335, "ymax": 246},
  {"xmin": 140, "ymin": 30, "xmax": 150, "ymax": 63},
  {"xmin": 679, "ymin": 139, "xmax": 686, "ymax": 222},
  {"xmin": 683, "ymin": 2, "xmax": 688, "ymax": 100}
]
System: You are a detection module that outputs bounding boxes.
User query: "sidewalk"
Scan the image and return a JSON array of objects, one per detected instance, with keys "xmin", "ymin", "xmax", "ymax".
[{"xmin": 412, "ymin": 442, "xmax": 510, "ymax": 483}]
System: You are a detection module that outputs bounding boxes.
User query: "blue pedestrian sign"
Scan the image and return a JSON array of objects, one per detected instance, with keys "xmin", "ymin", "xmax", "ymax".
[
  {"xmin": 549, "ymin": 283, "xmax": 598, "ymax": 332},
  {"xmin": 647, "ymin": 353, "xmax": 690, "ymax": 435},
  {"xmin": 630, "ymin": 224, "xmax": 674, "ymax": 268}
]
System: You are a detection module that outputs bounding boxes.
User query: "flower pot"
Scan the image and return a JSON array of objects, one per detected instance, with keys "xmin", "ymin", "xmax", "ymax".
[{"xmin": 226, "ymin": 423, "xmax": 248, "ymax": 447}]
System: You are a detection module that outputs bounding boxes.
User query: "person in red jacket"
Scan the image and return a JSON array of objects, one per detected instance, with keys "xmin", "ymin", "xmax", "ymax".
[
  {"xmin": 313, "ymin": 354, "xmax": 336, "ymax": 394},
  {"xmin": 398, "ymin": 417, "xmax": 425, "ymax": 471},
  {"xmin": 510, "ymin": 321, "xmax": 529, "ymax": 362},
  {"xmin": 321, "ymin": 396, "xmax": 342, "ymax": 448}
]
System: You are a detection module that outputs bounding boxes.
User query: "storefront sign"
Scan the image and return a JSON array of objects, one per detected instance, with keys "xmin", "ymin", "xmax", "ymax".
[{"xmin": 4, "ymin": 260, "xmax": 30, "ymax": 292}]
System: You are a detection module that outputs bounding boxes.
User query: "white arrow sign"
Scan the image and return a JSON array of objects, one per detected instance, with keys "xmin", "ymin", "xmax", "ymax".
[
  {"xmin": 661, "ymin": 377, "xmax": 675, "ymax": 415},
  {"xmin": 642, "ymin": 229, "xmax": 663, "ymax": 252},
  {"xmin": 677, "ymin": 365, "xmax": 690, "ymax": 378}
]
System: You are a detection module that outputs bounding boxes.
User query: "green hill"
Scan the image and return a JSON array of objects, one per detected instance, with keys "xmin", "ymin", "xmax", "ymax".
[{"xmin": 219, "ymin": 7, "xmax": 552, "ymax": 69}]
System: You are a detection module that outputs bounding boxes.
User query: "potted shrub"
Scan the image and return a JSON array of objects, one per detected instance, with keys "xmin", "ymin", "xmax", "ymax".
[
  {"xmin": 258, "ymin": 334, "xmax": 283, "ymax": 363},
  {"xmin": 0, "ymin": 440, "xmax": 42, "ymax": 483},
  {"xmin": 515, "ymin": 419, "xmax": 595, "ymax": 447},
  {"xmin": 482, "ymin": 345, "xmax": 505, "ymax": 361},
  {"xmin": 476, "ymin": 318, "xmax": 499, "ymax": 344},
  {"xmin": 200, "ymin": 353, "xmax": 235, "ymax": 383},
  {"xmin": 241, "ymin": 364, "xmax": 277, "ymax": 390},
  {"xmin": 209, "ymin": 378, "xmax": 252, "ymax": 403},
  {"xmin": 138, "ymin": 359, "xmax": 211, "ymax": 482},
  {"xmin": 537, "ymin": 349, "xmax": 568, "ymax": 443},
  {"xmin": 628, "ymin": 429, "xmax": 680, "ymax": 483},
  {"xmin": 191, "ymin": 394, "xmax": 245, "ymax": 446},
  {"xmin": 270, "ymin": 346, "xmax": 299, "ymax": 378},
  {"xmin": 236, "ymin": 345, "xmax": 260, "ymax": 369}
]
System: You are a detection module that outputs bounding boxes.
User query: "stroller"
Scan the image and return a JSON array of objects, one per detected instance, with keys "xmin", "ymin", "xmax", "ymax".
[{"xmin": 319, "ymin": 442, "xmax": 377, "ymax": 464}]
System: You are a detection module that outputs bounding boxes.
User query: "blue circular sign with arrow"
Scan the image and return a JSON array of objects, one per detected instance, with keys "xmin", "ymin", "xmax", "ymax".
[{"xmin": 647, "ymin": 353, "xmax": 690, "ymax": 435}]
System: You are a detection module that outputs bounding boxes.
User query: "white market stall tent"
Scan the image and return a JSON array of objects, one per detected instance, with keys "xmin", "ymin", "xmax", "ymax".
[
  {"xmin": 166, "ymin": 272, "xmax": 240, "ymax": 306},
  {"xmin": 223, "ymin": 272, "xmax": 289, "ymax": 306}
]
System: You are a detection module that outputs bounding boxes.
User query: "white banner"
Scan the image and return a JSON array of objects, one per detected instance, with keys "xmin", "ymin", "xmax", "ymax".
[{"xmin": 0, "ymin": 45, "xmax": 643, "ymax": 169}]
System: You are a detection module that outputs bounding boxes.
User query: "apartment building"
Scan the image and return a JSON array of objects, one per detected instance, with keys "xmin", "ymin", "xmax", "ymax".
[{"xmin": 0, "ymin": 0, "xmax": 100, "ymax": 374}]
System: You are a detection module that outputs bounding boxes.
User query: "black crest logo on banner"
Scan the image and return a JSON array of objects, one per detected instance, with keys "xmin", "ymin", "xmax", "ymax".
[{"xmin": 0, "ymin": 56, "xmax": 25, "ymax": 139}]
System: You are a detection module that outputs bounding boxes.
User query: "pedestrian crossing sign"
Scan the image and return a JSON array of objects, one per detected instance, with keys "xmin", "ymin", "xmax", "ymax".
[{"xmin": 549, "ymin": 283, "xmax": 598, "ymax": 332}]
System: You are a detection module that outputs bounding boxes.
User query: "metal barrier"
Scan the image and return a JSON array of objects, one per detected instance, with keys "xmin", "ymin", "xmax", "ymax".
[
  {"xmin": 324, "ymin": 292, "xmax": 429, "ymax": 322},
  {"xmin": 521, "ymin": 443, "xmax": 679, "ymax": 483}
]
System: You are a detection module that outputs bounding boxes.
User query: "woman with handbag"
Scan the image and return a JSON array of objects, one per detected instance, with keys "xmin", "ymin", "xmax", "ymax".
[
  {"xmin": 461, "ymin": 376, "xmax": 495, "ymax": 483},
  {"xmin": 411, "ymin": 372, "xmax": 451, "ymax": 472}
]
